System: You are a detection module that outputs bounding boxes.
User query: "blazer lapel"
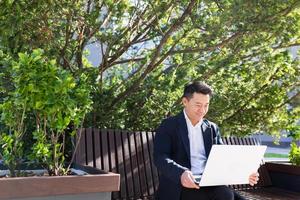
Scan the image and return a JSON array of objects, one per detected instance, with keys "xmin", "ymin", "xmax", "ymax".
[
  {"xmin": 201, "ymin": 121, "xmax": 213, "ymax": 157},
  {"xmin": 177, "ymin": 112, "xmax": 190, "ymax": 160}
]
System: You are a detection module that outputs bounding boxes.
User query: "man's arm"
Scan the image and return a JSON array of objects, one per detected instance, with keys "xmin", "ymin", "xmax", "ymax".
[
  {"xmin": 210, "ymin": 122, "xmax": 223, "ymax": 145},
  {"xmin": 153, "ymin": 119, "xmax": 188, "ymax": 185}
]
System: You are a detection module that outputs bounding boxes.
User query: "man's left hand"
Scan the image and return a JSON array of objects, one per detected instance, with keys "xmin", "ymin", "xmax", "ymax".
[{"xmin": 249, "ymin": 172, "xmax": 259, "ymax": 186}]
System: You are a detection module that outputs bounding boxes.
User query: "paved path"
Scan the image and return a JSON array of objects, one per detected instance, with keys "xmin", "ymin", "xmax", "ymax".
[
  {"xmin": 264, "ymin": 146, "xmax": 290, "ymax": 162},
  {"xmin": 266, "ymin": 146, "xmax": 290, "ymax": 154}
]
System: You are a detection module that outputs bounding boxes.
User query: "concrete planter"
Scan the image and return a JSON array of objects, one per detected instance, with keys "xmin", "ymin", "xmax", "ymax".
[
  {"xmin": 265, "ymin": 162, "xmax": 300, "ymax": 193},
  {"xmin": 0, "ymin": 165, "xmax": 120, "ymax": 200}
]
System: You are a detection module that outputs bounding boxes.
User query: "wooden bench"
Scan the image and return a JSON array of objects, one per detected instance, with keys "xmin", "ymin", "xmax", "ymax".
[{"xmin": 74, "ymin": 128, "xmax": 300, "ymax": 200}]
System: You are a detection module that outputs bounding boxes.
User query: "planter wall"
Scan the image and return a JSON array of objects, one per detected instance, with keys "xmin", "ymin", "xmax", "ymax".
[
  {"xmin": 3, "ymin": 192, "xmax": 110, "ymax": 200},
  {"xmin": 0, "ymin": 166, "xmax": 120, "ymax": 200},
  {"xmin": 266, "ymin": 162, "xmax": 300, "ymax": 193}
]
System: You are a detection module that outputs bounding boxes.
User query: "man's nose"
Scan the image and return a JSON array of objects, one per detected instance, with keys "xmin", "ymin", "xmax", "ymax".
[{"xmin": 198, "ymin": 106, "xmax": 205, "ymax": 113}]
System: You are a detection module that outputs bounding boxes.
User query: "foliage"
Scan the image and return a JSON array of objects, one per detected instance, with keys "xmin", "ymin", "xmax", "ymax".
[
  {"xmin": 0, "ymin": 49, "xmax": 92, "ymax": 176},
  {"xmin": 288, "ymin": 122, "xmax": 300, "ymax": 166},
  {"xmin": 0, "ymin": 132, "xmax": 24, "ymax": 177},
  {"xmin": 289, "ymin": 142, "xmax": 300, "ymax": 166},
  {"xmin": 0, "ymin": 0, "xmax": 299, "ymax": 138}
]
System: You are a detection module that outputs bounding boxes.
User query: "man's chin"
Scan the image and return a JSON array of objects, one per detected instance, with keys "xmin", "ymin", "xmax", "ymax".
[{"xmin": 196, "ymin": 116, "xmax": 204, "ymax": 121}]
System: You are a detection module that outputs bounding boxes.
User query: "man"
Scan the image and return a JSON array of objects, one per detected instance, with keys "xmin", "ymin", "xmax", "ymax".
[{"xmin": 153, "ymin": 81, "xmax": 259, "ymax": 200}]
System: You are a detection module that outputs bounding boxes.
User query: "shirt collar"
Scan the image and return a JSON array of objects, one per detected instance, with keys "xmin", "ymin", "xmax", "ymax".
[{"xmin": 183, "ymin": 109, "xmax": 202, "ymax": 128}]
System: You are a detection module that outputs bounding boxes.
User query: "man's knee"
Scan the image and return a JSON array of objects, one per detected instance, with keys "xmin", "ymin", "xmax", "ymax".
[{"xmin": 213, "ymin": 186, "xmax": 234, "ymax": 200}]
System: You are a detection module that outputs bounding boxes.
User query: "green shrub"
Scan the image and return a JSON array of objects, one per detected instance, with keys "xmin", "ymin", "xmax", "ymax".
[
  {"xmin": 0, "ymin": 49, "xmax": 92, "ymax": 176},
  {"xmin": 289, "ymin": 142, "xmax": 300, "ymax": 166}
]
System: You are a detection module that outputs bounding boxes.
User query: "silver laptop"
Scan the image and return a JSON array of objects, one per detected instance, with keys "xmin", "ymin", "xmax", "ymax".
[{"xmin": 195, "ymin": 145, "xmax": 267, "ymax": 187}]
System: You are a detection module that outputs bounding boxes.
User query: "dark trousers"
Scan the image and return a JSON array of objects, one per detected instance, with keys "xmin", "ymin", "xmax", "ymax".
[{"xmin": 181, "ymin": 186, "xmax": 245, "ymax": 200}]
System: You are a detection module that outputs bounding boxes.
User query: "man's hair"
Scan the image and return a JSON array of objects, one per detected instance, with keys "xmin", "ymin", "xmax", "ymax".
[{"xmin": 182, "ymin": 81, "xmax": 213, "ymax": 99}]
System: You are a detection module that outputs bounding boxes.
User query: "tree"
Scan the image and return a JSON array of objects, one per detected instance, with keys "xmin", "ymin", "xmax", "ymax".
[{"xmin": 0, "ymin": 0, "xmax": 300, "ymax": 137}]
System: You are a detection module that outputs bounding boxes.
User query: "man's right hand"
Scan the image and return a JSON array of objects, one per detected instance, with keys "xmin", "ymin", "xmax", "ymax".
[{"xmin": 180, "ymin": 170, "xmax": 200, "ymax": 189}]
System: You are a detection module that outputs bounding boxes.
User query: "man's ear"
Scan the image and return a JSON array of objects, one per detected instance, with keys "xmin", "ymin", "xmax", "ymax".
[{"xmin": 182, "ymin": 97, "xmax": 188, "ymax": 106}]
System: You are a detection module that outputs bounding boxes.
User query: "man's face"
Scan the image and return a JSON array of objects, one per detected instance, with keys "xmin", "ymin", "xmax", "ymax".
[{"xmin": 182, "ymin": 92, "xmax": 210, "ymax": 124}]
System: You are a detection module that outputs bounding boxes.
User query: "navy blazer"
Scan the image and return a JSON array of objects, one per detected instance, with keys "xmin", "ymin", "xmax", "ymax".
[{"xmin": 153, "ymin": 112, "xmax": 223, "ymax": 200}]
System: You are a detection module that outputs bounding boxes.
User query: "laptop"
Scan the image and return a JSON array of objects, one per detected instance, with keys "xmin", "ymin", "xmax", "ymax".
[{"xmin": 194, "ymin": 145, "xmax": 267, "ymax": 187}]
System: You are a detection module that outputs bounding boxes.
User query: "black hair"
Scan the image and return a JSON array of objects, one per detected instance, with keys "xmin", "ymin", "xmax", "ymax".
[{"xmin": 182, "ymin": 81, "xmax": 213, "ymax": 99}]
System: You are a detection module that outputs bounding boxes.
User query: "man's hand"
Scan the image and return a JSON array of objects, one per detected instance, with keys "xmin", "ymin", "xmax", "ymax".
[
  {"xmin": 249, "ymin": 172, "xmax": 259, "ymax": 186},
  {"xmin": 181, "ymin": 170, "xmax": 200, "ymax": 189}
]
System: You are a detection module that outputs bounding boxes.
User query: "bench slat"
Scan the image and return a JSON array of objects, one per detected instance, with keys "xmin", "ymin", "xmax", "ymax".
[
  {"xmin": 101, "ymin": 129, "xmax": 110, "ymax": 171},
  {"xmin": 148, "ymin": 131, "xmax": 159, "ymax": 195},
  {"xmin": 141, "ymin": 131, "xmax": 152, "ymax": 197},
  {"xmin": 133, "ymin": 131, "xmax": 146, "ymax": 198},
  {"xmin": 86, "ymin": 128, "xmax": 94, "ymax": 167},
  {"xmin": 93, "ymin": 128, "xmax": 102, "ymax": 168},
  {"xmin": 114, "ymin": 130, "xmax": 128, "ymax": 199},
  {"xmin": 126, "ymin": 131, "xmax": 139, "ymax": 198},
  {"xmin": 75, "ymin": 128, "xmax": 86, "ymax": 165}
]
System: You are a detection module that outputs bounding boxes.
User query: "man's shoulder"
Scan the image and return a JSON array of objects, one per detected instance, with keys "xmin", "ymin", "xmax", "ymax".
[
  {"xmin": 161, "ymin": 114, "xmax": 179, "ymax": 125},
  {"xmin": 203, "ymin": 119, "xmax": 218, "ymax": 128},
  {"xmin": 159, "ymin": 112, "xmax": 183, "ymax": 128}
]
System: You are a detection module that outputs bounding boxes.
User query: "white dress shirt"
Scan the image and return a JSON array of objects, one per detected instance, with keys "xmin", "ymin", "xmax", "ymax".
[{"xmin": 183, "ymin": 110, "xmax": 207, "ymax": 175}]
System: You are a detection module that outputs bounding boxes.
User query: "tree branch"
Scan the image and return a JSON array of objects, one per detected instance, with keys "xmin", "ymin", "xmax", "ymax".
[
  {"xmin": 276, "ymin": 90, "xmax": 300, "ymax": 109},
  {"xmin": 59, "ymin": 11, "xmax": 72, "ymax": 70},
  {"xmin": 111, "ymin": 57, "xmax": 145, "ymax": 66},
  {"xmin": 98, "ymin": 8, "xmax": 156, "ymax": 73},
  {"xmin": 109, "ymin": 0, "xmax": 197, "ymax": 107},
  {"xmin": 169, "ymin": 31, "xmax": 243, "ymax": 54},
  {"xmin": 273, "ymin": 42, "xmax": 300, "ymax": 50},
  {"xmin": 268, "ymin": 1, "xmax": 300, "ymax": 21}
]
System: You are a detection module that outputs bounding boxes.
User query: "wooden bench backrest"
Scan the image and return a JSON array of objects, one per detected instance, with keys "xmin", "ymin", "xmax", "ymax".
[
  {"xmin": 75, "ymin": 128, "xmax": 271, "ymax": 200},
  {"xmin": 75, "ymin": 128, "xmax": 158, "ymax": 200}
]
